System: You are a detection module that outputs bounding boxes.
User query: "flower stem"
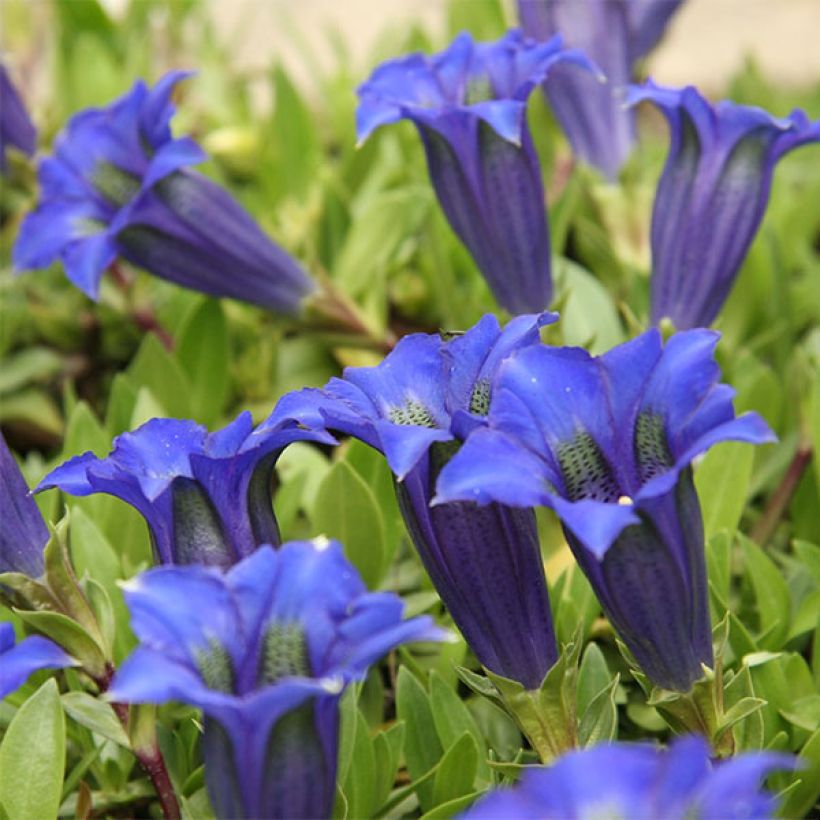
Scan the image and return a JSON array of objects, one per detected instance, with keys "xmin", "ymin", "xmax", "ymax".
[
  {"xmin": 98, "ymin": 665, "xmax": 181, "ymax": 820},
  {"xmin": 751, "ymin": 440, "xmax": 812, "ymax": 546}
]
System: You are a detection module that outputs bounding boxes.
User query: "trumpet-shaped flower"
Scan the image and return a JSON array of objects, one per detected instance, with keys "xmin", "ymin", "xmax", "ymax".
[
  {"xmin": 36, "ymin": 411, "xmax": 334, "ymax": 568},
  {"xmin": 1, "ymin": 63, "xmax": 37, "ymax": 173},
  {"xmin": 464, "ymin": 735, "xmax": 793, "ymax": 819},
  {"xmin": 436, "ymin": 329, "xmax": 775, "ymax": 691},
  {"xmin": 629, "ymin": 80, "xmax": 820, "ymax": 329},
  {"xmin": 271, "ymin": 313, "xmax": 559, "ymax": 689},
  {"xmin": 0, "ymin": 622, "xmax": 75, "ymax": 699},
  {"xmin": 0, "ymin": 433, "xmax": 49, "ymax": 578},
  {"xmin": 518, "ymin": 0, "xmax": 684, "ymax": 179},
  {"xmin": 108, "ymin": 540, "xmax": 442, "ymax": 820},
  {"xmin": 357, "ymin": 31, "xmax": 597, "ymax": 314},
  {"xmin": 13, "ymin": 72, "xmax": 315, "ymax": 313}
]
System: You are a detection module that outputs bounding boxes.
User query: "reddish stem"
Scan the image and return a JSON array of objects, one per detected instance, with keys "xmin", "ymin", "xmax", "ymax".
[{"xmin": 98, "ymin": 665, "xmax": 181, "ymax": 820}]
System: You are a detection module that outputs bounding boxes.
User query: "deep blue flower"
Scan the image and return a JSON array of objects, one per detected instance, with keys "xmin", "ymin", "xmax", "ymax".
[
  {"xmin": 36, "ymin": 410, "xmax": 335, "ymax": 568},
  {"xmin": 436, "ymin": 329, "xmax": 775, "ymax": 691},
  {"xmin": 107, "ymin": 540, "xmax": 442, "ymax": 820},
  {"xmin": 0, "ymin": 432, "xmax": 49, "ymax": 578},
  {"xmin": 357, "ymin": 31, "xmax": 596, "ymax": 315},
  {"xmin": 464, "ymin": 735, "xmax": 793, "ymax": 819},
  {"xmin": 518, "ymin": 0, "xmax": 684, "ymax": 179},
  {"xmin": 270, "ymin": 313, "xmax": 560, "ymax": 689},
  {"xmin": 0, "ymin": 621, "xmax": 75, "ymax": 699},
  {"xmin": 13, "ymin": 72, "xmax": 315, "ymax": 313},
  {"xmin": 628, "ymin": 80, "xmax": 820, "ymax": 329},
  {"xmin": 1, "ymin": 63, "xmax": 37, "ymax": 173}
]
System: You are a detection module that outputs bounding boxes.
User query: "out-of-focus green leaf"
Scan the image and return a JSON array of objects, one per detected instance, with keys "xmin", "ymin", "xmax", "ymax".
[
  {"xmin": 313, "ymin": 459, "xmax": 386, "ymax": 588},
  {"xmin": 695, "ymin": 442, "xmax": 756, "ymax": 538},
  {"xmin": 127, "ymin": 333, "xmax": 190, "ymax": 418},
  {"xmin": 739, "ymin": 534, "xmax": 791, "ymax": 649},
  {"xmin": 0, "ymin": 679, "xmax": 65, "ymax": 820},
  {"xmin": 0, "ymin": 347, "xmax": 62, "ymax": 394}
]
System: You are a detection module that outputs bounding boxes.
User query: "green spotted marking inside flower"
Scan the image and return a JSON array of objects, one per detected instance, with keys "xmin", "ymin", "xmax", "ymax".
[
  {"xmin": 259, "ymin": 622, "xmax": 311, "ymax": 686},
  {"xmin": 197, "ymin": 639, "xmax": 235, "ymax": 693},
  {"xmin": 634, "ymin": 412, "xmax": 673, "ymax": 483},
  {"xmin": 556, "ymin": 431, "xmax": 620, "ymax": 503},
  {"xmin": 469, "ymin": 379, "xmax": 491, "ymax": 416},
  {"xmin": 93, "ymin": 162, "xmax": 142, "ymax": 207},
  {"xmin": 465, "ymin": 75, "xmax": 495, "ymax": 105},
  {"xmin": 388, "ymin": 400, "xmax": 438, "ymax": 428}
]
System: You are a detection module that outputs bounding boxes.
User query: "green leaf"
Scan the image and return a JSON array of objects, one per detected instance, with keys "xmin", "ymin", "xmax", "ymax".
[
  {"xmin": 0, "ymin": 347, "xmax": 62, "ymax": 395},
  {"xmin": 63, "ymin": 401, "xmax": 110, "ymax": 459},
  {"xmin": 578, "ymin": 675, "xmax": 619, "ymax": 747},
  {"xmin": 313, "ymin": 459, "xmax": 386, "ymax": 588},
  {"xmin": 396, "ymin": 667, "xmax": 443, "ymax": 811},
  {"xmin": 432, "ymin": 732, "xmax": 479, "ymax": 809},
  {"xmin": 420, "ymin": 791, "xmax": 485, "ymax": 820},
  {"xmin": 739, "ymin": 534, "xmax": 791, "ymax": 649},
  {"xmin": 0, "ymin": 679, "xmax": 66, "ymax": 820},
  {"xmin": 176, "ymin": 299, "xmax": 230, "ymax": 426},
  {"xmin": 695, "ymin": 442, "xmax": 755, "ymax": 538},
  {"xmin": 779, "ymin": 728, "xmax": 820, "ymax": 819},
  {"xmin": 429, "ymin": 671, "xmax": 490, "ymax": 784},
  {"xmin": 127, "ymin": 333, "xmax": 190, "ymax": 418},
  {"xmin": 104, "ymin": 373, "xmax": 139, "ymax": 436},
  {"xmin": 553, "ymin": 563, "xmax": 599, "ymax": 645},
  {"xmin": 706, "ymin": 531, "xmax": 732, "ymax": 615},
  {"xmin": 577, "ymin": 642, "xmax": 612, "ymax": 718},
  {"xmin": 342, "ymin": 710, "xmax": 377, "ymax": 820},
  {"xmin": 61, "ymin": 692, "xmax": 129, "ymax": 747},
  {"xmin": 780, "ymin": 695, "xmax": 820, "ymax": 733},
  {"xmin": 373, "ymin": 722, "xmax": 405, "ymax": 810}
]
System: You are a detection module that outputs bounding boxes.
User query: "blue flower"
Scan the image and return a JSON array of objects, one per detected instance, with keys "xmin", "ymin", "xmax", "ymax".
[
  {"xmin": 107, "ymin": 540, "xmax": 442, "ymax": 820},
  {"xmin": 0, "ymin": 432, "xmax": 49, "ymax": 578},
  {"xmin": 357, "ymin": 31, "xmax": 596, "ymax": 315},
  {"xmin": 271, "ymin": 313, "xmax": 560, "ymax": 690},
  {"xmin": 628, "ymin": 80, "xmax": 820, "ymax": 329},
  {"xmin": 0, "ymin": 622, "xmax": 75, "ymax": 699},
  {"xmin": 1, "ymin": 63, "xmax": 37, "ymax": 173},
  {"xmin": 36, "ymin": 411, "xmax": 334, "ymax": 568},
  {"xmin": 13, "ymin": 72, "xmax": 316, "ymax": 313},
  {"xmin": 464, "ymin": 735, "xmax": 794, "ymax": 819},
  {"xmin": 518, "ymin": 0, "xmax": 684, "ymax": 179},
  {"xmin": 435, "ymin": 329, "xmax": 775, "ymax": 691}
]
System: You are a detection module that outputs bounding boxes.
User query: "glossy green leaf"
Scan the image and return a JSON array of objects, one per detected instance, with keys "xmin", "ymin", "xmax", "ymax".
[{"xmin": 0, "ymin": 679, "xmax": 66, "ymax": 820}]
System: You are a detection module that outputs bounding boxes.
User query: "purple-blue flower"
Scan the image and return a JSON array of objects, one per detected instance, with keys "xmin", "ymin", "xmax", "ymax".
[
  {"xmin": 36, "ymin": 411, "xmax": 334, "ymax": 568},
  {"xmin": 107, "ymin": 540, "xmax": 442, "ymax": 820},
  {"xmin": 357, "ymin": 31, "xmax": 597, "ymax": 315},
  {"xmin": 0, "ymin": 63, "xmax": 37, "ymax": 173},
  {"xmin": 463, "ymin": 735, "xmax": 793, "ymax": 819},
  {"xmin": 629, "ymin": 80, "xmax": 820, "ymax": 329},
  {"xmin": 518, "ymin": 0, "xmax": 684, "ymax": 179},
  {"xmin": 12, "ymin": 72, "xmax": 316, "ymax": 313},
  {"xmin": 0, "ymin": 622, "xmax": 75, "ymax": 699},
  {"xmin": 0, "ymin": 432, "xmax": 49, "ymax": 578},
  {"xmin": 436, "ymin": 329, "xmax": 775, "ymax": 691},
  {"xmin": 272, "ymin": 313, "xmax": 559, "ymax": 690}
]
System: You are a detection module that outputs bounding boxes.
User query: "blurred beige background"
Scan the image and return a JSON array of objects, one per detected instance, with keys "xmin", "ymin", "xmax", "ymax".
[{"xmin": 206, "ymin": 0, "xmax": 820, "ymax": 92}]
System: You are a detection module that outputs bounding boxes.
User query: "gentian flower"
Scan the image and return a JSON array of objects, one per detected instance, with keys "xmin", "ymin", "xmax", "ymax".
[
  {"xmin": 272, "ymin": 313, "xmax": 559, "ymax": 690},
  {"xmin": 436, "ymin": 329, "xmax": 775, "ymax": 692},
  {"xmin": 464, "ymin": 734, "xmax": 794, "ymax": 819},
  {"xmin": 0, "ymin": 432, "xmax": 48, "ymax": 578},
  {"xmin": 107, "ymin": 540, "xmax": 442, "ymax": 820},
  {"xmin": 1, "ymin": 63, "xmax": 37, "ymax": 173},
  {"xmin": 0, "ymin": 622, "xmax": 75, "ymax": 699},
  {"xmin": 13, "ymin": 72, "xmax": 316, "ymax": 313},
  {"xmin": 36, "ymin": 411, "xmax": 335, "ymax": 568},
  {"xmin": 518, "ymin": 0, "xmax": 684, "ymax": 179},
  {"xmin": 628, "ymin": 80, "xmax": 820, "ymax": 329},
  {"xmin": 356, "ymin": 31, "xmax": 597, "ymax": 315}
]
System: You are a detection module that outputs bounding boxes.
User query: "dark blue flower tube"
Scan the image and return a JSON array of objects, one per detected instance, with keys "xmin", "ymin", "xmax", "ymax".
[
  {"xmin": 464, "ymin": 735, "xmax": 794, "ymax": 819},
  {"xmin": 629, "ymin": 80, "xmax": 820, "ymax": 329},
  {"xmin": 36, "ymin": 411, "xmax": 334, "ymax": 568},
  {"xmin": 272, "ymin": 312, "xmax": 559, "ymax": 690},
  {"xmin": 0, "ymin": 432, "xmax": 49, "ymax": 578},
  {"xmin": 357, "ymin": 31, "xmax": 596, "ymax": 315},
  {"xmin": 0, "ymin": 63, "xmax": 37, "ymax": 173},
  {"xmin": 0, "ymin": 622, "xmax": 76, "ymax": 699},
  {"xmin": 13, "ymin": 72, "xmax": 316, "ymax": 313},
  {"xmin": 108, "ymin": 540, "xmax": 442, "ymax": 820},
  {"xmin": 518, "ymin": 0, "xmax": 683, "ymax": 180},
  {"xmin": 436, "ymin": 329, "xmax": 775, "ymax": 692}
]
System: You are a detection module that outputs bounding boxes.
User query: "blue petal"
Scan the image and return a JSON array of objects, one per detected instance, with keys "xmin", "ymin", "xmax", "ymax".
[
  {"xmin": 61, "ymin": 233, "xmax": 119, "ymax": 299},
  {"xmin": 139, "ymin": 70, "xmax": 195, "ymax": 149},
  {"xmin": 0, "ymin": 630, "xmax": 76, "ymax": 699},
  {"xmin": 0, "ymin": 65, "xmax": 37, "ymax": 169},
  {"xmin": 142, "ymin": 136, "xmax": 206, "ymax": 188}
]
